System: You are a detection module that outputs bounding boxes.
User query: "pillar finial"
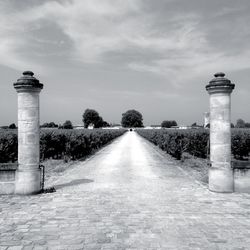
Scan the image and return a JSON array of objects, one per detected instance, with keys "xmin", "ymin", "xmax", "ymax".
[
  {"xmin": 214, "ymin": 72, "xmax": 225, "ymax": 77},
  {"xmin": 206, "ymin": 72, "xmax": 235, "ymax": 94},
  {"xmin": 23, "ymin": 71, "xmax": 34, "ymax": 76},
  {"xmin": 14, "ymin": 71, "xmax": 43, "ymax": 90}
]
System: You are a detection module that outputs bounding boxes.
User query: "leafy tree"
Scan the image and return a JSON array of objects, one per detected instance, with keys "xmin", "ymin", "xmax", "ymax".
[
  {"xmin": 121, "ymin": 110, "xmax": 143, "ymax": 128},
  {"xmin": 245, "ymin": 123, "xmax": 250, "ymax": 128},
  {"xmin": 41, "ymin": 122, "xmax": 58, "ymax": 128},
  {"xmin": 0, "ymin": 126, "xmax": 8, "ymax": 129},
  {"xmin": 236, "ymin": 119, "xmax": 245, "ymax": 128},
  {"xmin": 161, "ymin": 120, "xmax": 177, "ymax": 128},
  {"xmin": 95, "ymin": 116, "xmax": 104, "ymax": 128},
  {"xmin": 82, "ymin": 109, "xmax": 104, "ymax": 128},
  {"xmin": 62, "ymin": 120, "xmax": 73, "ymax": 129},
  {"xmin": 8, "ymin": 123, "xmax": 17, "ymax": 129},
  {"xmin": 102, "ymin": 121, "xmax": 110, "ymax": 127}
]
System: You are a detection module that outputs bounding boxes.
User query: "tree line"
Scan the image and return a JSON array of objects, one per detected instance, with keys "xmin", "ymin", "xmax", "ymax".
[{"xmin": 2, "ymin": 109, "xmax": 250, "ymax": 129}]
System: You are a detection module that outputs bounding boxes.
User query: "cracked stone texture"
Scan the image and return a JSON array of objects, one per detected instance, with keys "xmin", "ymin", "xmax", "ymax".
[{"xmin": 1, "ymin": 131, "xmax": 250, "ymax": 250}]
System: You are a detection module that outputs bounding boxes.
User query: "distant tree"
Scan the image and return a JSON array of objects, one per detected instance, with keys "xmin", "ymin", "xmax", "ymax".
[
  {"xmin": 235, "ymin": 119, "xmax": 245, "ymax": 128},
  {"xmin": 0, "ymin": 126, "xmax": 8, "ymax": 129},
  {"xmin": 231, "ymin": 123, "xmax": 235, "ymax": 128},
  {"xmin": 82, "ymin": 109, "xmax": 104, "ymax": 128},
  {"xmin": 62, "ymin": 120, "xmax": 73, "ymax": 129},
  {"xmin": 95, "ymin": 116, "xmax": 104, "ymax": 128},
  {"xmin": 161, "ymin": 120, "xmax": 177, "ymax": 128},
  {"xmin": 244, "ymin": 122, "xmax": 250, "ymax": 128},
  {"xmin": 41, "ymin": 122, "xmax": 58, "ymax": 128},
  {"xmin": 41, "ymin": 122, "xmax": 48, "ymax": 128},
  {"xmin": 191, "ymin": 122, "xmax": 197, "ymax": 127},
  {"xmin": 102, "ymin": 121, "xmax": 110, "ymax": 127},
  {"xmin": 8, "ymin": 123, "xmax": 17, "ymax": 129},
  {"xmin": 110, "ymin": 123, "xmax": 121, "ymax": 127},
  {"xmin": 121, "ymin": 110, "xmax": 143, "ymax": 128}
]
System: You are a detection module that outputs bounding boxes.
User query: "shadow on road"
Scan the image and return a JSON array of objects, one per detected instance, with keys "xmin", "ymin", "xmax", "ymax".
[{"xmin": 53, "ymin": 178, "xmax": 94, "ymax": 190}]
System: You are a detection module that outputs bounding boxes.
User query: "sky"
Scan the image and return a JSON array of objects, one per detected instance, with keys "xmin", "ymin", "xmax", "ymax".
[{"xmin": 0, "ymin": 0, "xmax": 250, "ymax": 126}]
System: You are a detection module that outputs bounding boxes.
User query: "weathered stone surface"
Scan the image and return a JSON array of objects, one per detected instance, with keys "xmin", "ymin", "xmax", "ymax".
[
  {"xmin": 17, "ymin": 92, "xmax": 39, "ymax": 108},
  {"xmin": 14, "ymin": 71, "xmax": 42, "ymax": 194},
  {"xmin": 209, "ymin": 166, "xmax": 234, "ymax": 192},
  {"xmin": 0, "ymin": 163, "xmax": 18, "ymax": 171},
  {"xmin": 18, "ymin": 145, "xmax": 39, "ymax": 165},
  {"xmin": 0, "ymin": 164, "xmax": 17, "ymax": 195},
  {"xmin": 210, "ymin": 144, "xmax": 231, "ymax": 162},
  {"xmin": 206, "ymin": 73, "xmax": 235, "ymax": 193},
  {"xmin": 0, "ymin": 182, "xmax": 15, "ymax": 195},
  {"xmin": 234, "ymin": 168, "xmax": 250, "ymax": 193},
  {"xmin": 233, "ymin": 161, "xmax": 250, "ymax": 193},
  {"xmin": 0, "ymin": 171, "xmax": 15, "ymax": 182},
  {"xmin": 15, "ymin": 169, "xmax": 41, "ymax": 194}
]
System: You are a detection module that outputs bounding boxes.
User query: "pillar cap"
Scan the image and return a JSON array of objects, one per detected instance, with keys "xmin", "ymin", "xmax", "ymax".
[
  {"xmin": 13, "ymin": 71, "xmax": 43, "ymax": 90},
  {"xmin": 206, "ymin": 72, "xmax": 235, "ymax": 94}
]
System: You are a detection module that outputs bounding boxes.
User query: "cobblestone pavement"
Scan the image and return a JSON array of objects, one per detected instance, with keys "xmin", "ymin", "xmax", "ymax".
[{"xmin": 1, "ymin": 131, "xmax": 250, "ymax": 250}]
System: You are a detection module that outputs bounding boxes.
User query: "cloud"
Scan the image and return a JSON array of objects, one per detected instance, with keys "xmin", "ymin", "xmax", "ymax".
[
  {"xmin": 0, "ymin": 0, "xmax": 250, "ymax": 81},
  {"xmin": 0, "ymin": 1, "xmax": 47, "ymax": 72}
]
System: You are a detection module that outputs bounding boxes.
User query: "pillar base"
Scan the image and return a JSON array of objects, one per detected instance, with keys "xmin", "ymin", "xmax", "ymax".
[
  {"xmin": 15, "ymin": 168, "xmax": 41, "ymax": 195},
  {"xmin": 209, "ymin": 165, "xmax": 234, "ymax": 193}
]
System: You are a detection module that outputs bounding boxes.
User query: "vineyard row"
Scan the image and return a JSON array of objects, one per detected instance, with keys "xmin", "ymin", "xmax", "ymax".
[
  {"xmin": 136, "ymin": 129, "xmax": 250, "ymax": 161},
  {"xmin": 0, "ymin": 129, "xmax": 126, "ymax": 163}
]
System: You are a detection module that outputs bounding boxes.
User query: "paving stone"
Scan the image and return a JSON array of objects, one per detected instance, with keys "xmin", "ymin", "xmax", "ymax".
[{"xmin": 6, "ymin": 247, "xmax": 23, "ymax": 250}]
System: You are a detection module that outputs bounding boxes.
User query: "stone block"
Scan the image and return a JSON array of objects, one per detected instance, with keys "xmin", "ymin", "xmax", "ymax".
[
  {"xmin": 0, "ymin": 182, "xmax": 15, "ymax": 195},
  {"xmin": 210, "ymin": 120, "xmax": 230, "ymax": 133},
  {"xmin": 209, "ymin": 165, "xmax": 234, "ymax": 192},
  {"xmin": 0, "ymin": 171, "xmax": 15, "ymax": 181},
  {"xmin": 18, "ymin": 92, "xmax": 39, "ymax": 108},
  {"xmin": 0, "ymin": 163, "xmax": 17, "ymax": 195},
  {"xmin": 210, "ymin": 144, "xmax": 231, "ymax": 162},
  {"xmin": 18, "ymin": 121, "xmax": 39, "ymax": 133},
  {"xmin": 210, "ymin": 108, "xmax": 230, "ymax": 122},
  {"xmin": 18, "ymin": 145, "xmax": 39, "ymax": 165},
  {"xmin": 210, "ymin": 94, "xmax": 230, "ymax": 108},
  {"xmin": 15, "ymin": 169, "xmax": 41, "ymax": 195},
  {"xmin": 18, "ymin": 132, "xmax": 39, "ymax": 145},
  {"xmin": 18, "ymin": 108, "xmax": 38, "ymax": 121},
  {"xmin": 210, "ymin": 130, "xmax": 231, "ymax": 145},
  {"xmin": 233, "ymin": 161, "xmax": 250, "ymax": 193}
]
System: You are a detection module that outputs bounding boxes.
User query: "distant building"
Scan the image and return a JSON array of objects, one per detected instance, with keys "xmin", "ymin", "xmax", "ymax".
[
  {"xmin": 144, "ymin": 125, "xmax": 161, "ymax": 129},
  {"xmin": 108, "ymin": 124, "xmax": 122, "ymax": 129},
  {"xmin": 88, "ymin": 123, "xmax": 94, "ymax": 129},
  {"xmin": 73, "ymin": 125, "xmax": 85, "ymax": 129},
  {"xmin": 171, "ymin": 125, "xmax": 191, "ymax": 129},
  {"xmin": 103, "ymin": 126, "xmax": 121, "ymax": 130},
  {"xmin": 204, "ymin": 112, "xmax": 210, "ymax": 128}
]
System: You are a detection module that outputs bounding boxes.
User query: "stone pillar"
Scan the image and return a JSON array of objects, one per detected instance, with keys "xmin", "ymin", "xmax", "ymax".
[
  {"xmin": 204, "ymin": 112, "xmax": 210, "ymax": 128},
  {"xmin": 14, "ymin": 71, "xmax": 43, "ymax": 194},
  {"xmin": 206, "ymin": 72, "xmax": 235, "ymax": 193}
]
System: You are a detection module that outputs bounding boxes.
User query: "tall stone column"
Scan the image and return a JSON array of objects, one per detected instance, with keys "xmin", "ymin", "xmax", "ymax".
[
  {"xmin": 14, "ymin": 71, "xmax": 43, "ymax": 194},
  {"xmin": 206, "ymin": 72, "xmax": 235, "ymax": 193}
]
